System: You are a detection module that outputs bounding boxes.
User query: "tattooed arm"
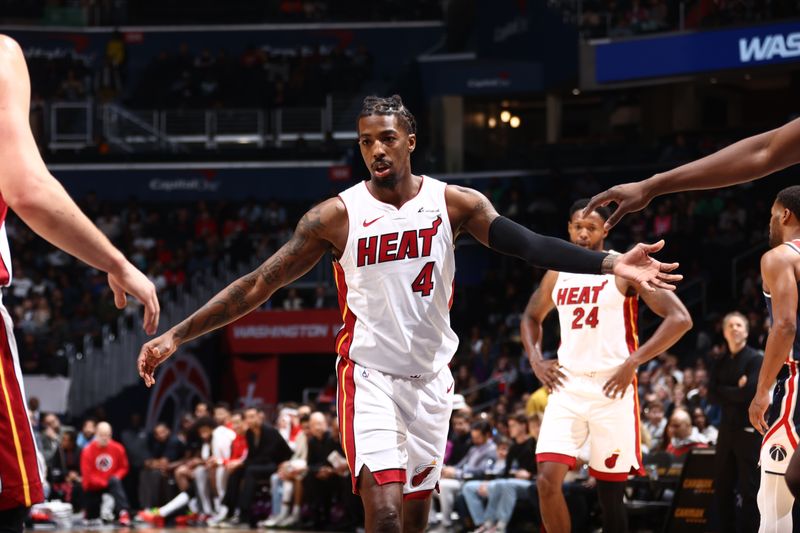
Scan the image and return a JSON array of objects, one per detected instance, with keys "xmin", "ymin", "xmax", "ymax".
[
  {"xmin": 445, "ymin": 185, "xmax": 680, "ymax": 290},
  {"xmin": 137, "ymin": 198, "xmax": 347, "ymax": 387}
]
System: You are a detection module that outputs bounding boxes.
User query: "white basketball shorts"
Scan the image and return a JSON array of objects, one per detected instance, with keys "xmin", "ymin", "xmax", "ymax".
[
  {"xmin": 335, "ymin": 356, "xmax": 454, "ymax": 498},
  {"xmin": 535, "ymin": 365, "xmax": 645, "ymax": 481}
]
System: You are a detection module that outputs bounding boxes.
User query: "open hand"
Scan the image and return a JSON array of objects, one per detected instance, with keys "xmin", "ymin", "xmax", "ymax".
[
  {"xmin": 584, "ymin": 181, "xmax": 652, "ymax": 229},
  {"xmin": 613, "ymin": 240, "xmax": 682, "ymax": 292}
]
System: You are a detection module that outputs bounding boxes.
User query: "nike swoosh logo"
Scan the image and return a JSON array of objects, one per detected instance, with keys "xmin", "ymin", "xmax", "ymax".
[
  {"xmin": 447, "ymin": 382, "xmax": 454, "ymax": 393},
  {"xmin": 363, "ymin": 216, "xmax": 384, "ymax": 227}
]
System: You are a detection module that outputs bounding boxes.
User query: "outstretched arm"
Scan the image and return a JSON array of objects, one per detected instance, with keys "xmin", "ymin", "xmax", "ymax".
[
  {"xmin": 446, "ymin": 185, "xmax": 681, "ymax": 291},
  {"xmin": 749, "ymin": 249, "xmax": 799, "ymax": 433},
  {"xmin": 137, "ymin": 199, "xmax": 344, "ymax": 386},
  {"xmin": 520, "ymin": 271, "xmax": 565, "ymax": 392},
  {"xmin": 0, "ymin": 35, "xmax": 159, "ymax": 333},
  {"xmin": 586, "ymin": 117, "xmax": 800, "ymax": 228},
  {"xmin": 603, "ymin": 285, "xmax": 693, "ymax": 398}
]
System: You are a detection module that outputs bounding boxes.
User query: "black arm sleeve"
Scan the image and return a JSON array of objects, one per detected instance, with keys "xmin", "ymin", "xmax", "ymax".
[{"xmin": 488, "ymin": 216, "xmax": 609, "ymax": 274}]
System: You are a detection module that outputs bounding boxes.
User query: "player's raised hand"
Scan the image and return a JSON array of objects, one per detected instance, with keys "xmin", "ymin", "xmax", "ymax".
[
  {"xmin": 584, "ymin": 181, "xmax": 652, "ymax": 230},
  {"xmin": 612, "ymin": 240, "xmax": 682, "ymax": 292},
  {"xmin": 748, "ymin": 389, "xmax": 771, "ymax": 435},
  {"xmin": 137, "ymin": 331, "xmax": 178, "ymax": 387},
  {"xmin": 108, "ymin": 260, "xmax": 160, "ymax": 335},
  {"xmin": 529, "ymin": 356, "xmax": 566, "ymax": 393}
]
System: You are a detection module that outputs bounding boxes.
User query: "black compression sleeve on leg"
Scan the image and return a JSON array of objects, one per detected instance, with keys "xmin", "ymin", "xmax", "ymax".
[
  {"xmin": 488, "ymin": 216, "xmax": 609, "ymax": 274},
  {"xmin": 596, "ymin": 480, "xmax": 628, "ymax": 533}
]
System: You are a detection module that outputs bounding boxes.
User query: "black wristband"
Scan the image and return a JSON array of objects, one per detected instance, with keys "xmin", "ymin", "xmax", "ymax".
[{"xmin": 488, "ymin": 216, "xmax": 608, "ymax": 274}]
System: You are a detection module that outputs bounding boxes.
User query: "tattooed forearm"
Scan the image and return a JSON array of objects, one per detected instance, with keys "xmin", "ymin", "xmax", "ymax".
[
  {"xmin": 171, "ymin": 273, "xmax": 261, "ymax": 343},
  {"xmin": 168, "ymin": 206, "xmax": 330, "ymax": 345}
]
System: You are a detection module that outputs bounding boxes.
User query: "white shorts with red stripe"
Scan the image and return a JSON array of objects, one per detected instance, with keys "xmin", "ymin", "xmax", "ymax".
[
  {"xmin": 335, "ymin": 356, "xmax": 453, "ymax": 498},
  {"xmin": 761, "ymin": 362, "xmax": 800, "ymax": 476},
  {"xmin": 535, "ymin": 366, "xmax": 645, "ymax": 481}
]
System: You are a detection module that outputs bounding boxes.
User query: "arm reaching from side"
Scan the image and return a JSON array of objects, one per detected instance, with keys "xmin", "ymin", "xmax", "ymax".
[
  {"xmin": 0, "ymin": 35, "xmax": 159, "ymax": 333},
  {"xmin": 446, "ymin": 185, "xmax": 682, "ymax": 291},
  {"xmin": 137, "ymin": 199, "xmax": 343, "ymax": 386},
  {"xmin": 585, "ymin": 117, "xmax": 800, "ymax": 228}
]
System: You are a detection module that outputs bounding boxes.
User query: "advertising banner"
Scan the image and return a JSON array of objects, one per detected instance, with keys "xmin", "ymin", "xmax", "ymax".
[
  {"xmin": 226, "ymin": 309, "xmax": 342, "ymax": 354},
  {"xmin": 593, "ymin": 20, "xmax": 800, "ymax": 83}
]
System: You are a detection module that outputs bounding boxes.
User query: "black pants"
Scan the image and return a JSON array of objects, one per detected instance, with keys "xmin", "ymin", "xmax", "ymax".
[
  {"xmin": 84, "ymin": 477, "xmax": 131, "ymax": 519},
  {"xmin": 714, "ymin": 426, "xmax": 761, "ymax": 533},
  {"xmin": 304, "ymin": 474, "xmax": 337, "ymax": 526},
  {"xmin": 0, "ymin": 506, "xmax": 27, "ymax": 533},
  {"xmin": 228, "ymin": 464, "xmax": 275, "ymax": 522}
]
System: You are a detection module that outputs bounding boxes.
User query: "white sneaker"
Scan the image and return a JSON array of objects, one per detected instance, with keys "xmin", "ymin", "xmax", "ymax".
[
  {"xmin": 275, "ymin": 508, "xmax": 300, "ymax": 527},
  {"xmin": 257, "ymin": 512, "xmax": 285, "ymax": 528},
  {"xmin": 208, "ymin": 505, "xmax": 229, "ymax": 527}
]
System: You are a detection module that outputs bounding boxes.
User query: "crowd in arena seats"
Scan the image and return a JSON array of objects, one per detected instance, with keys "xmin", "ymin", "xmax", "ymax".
[
  {"xmin": 568, "ymin": 0, "xmax": 800, "ymax": 37},
  {"xmin": 0, "ymin": 0, "xmax": 443, "ymax": 26},
  {"xmin": 130, "ymin": 43, "xmax": 373, "ymax": 109},
  {"xmin": 8, "ymin": 195, "xmax": 327, "ymax": 375}
]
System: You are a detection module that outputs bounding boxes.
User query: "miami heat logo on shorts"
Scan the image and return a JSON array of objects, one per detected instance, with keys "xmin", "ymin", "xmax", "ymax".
[
  {"xmin": 770, "ymin": 444, "xmax": 788, "ymax": 462},
  {"xmin": 95, "ymin": 453, "xmax": 113, "ymax": 472},
  {"xmin": 411, "ymin": 459, "xmax": 438, "ymax": 487},
  {"xmin": 604, "ymin": 450, "xmax": 621, "ymax": 469}
]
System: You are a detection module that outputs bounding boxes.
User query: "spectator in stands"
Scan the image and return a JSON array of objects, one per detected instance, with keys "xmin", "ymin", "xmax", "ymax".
[
  {"xmin": 665, "ymin": 409, "xmax": 708, "ymax": 458},
  {"xmin": 138, "ymin": 417, "xmax": 217, "ymax": 524},
  {"xmin": 303, "ymin": 412, "xmax": 339, "ymax": 529},
  {"xmin": 36, "ymin": 413, "xmax": 64, "ymax": 468},
  {"xmin": 81, "ymin": 422, "xmax": 132, "ymax": 526},
  {"xmin": 217, "ymin": 407, "xmax": 292, "ymax": 527},
  {"xmin": 49, "ymin": 430, "xmax": 83, "ymax": 511},
  {"xmin": 77, "ymin": 418, "xmax": 97, "ymax": 450},
  {"xmin": 28, "ymin": 396, "xmax": 41, "ymax": 429},
  {"xmin": 209, "ymin": 403, "xmax": 237, "ymax": 505},
  {"xmin": 139, "ymin": 422, "xmax": 185, "ymax": 509},
  {"xmin": 261, "ymin": 413, "xmax": 310, "ymax": 528},
  {"xmin": 435, "ymin": 420, "xmax": 498, "ymax": 531},
  {"xmin": 282, "ymin": 287, "xmax": 304, "ymax": 310},
  {"xmin": 120, "ymin": 413, "xmax": 148, "ymax": 511},
  {"xmin": 709, "ymin": 310, "xmax": 762, "ymax": 533},
  {"xmin": 194, "ymin": 401, "xmax": 210, "ymax": 419},
  {"xmin": 692, "ymin": 407, "xmax": 718, "ymax": 445},
  {"xmin": 445, "ymin": 411, "xmax": 473, "ymax": 466},
  {"xmin": 643, "ymin": 401, "xmax": 667, "ymax": 451},
  {"xmin": 462, "ymin": 413, "xmax": 537, "ymax": 533}
]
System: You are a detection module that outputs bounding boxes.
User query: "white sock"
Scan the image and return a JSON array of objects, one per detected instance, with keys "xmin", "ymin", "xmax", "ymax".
[
  {"xmin": 159, "ymin": 491, "xmax": 190, "ymax": 518},
  {"xmin": 758, "ymin": 472, "xmax": 794, "ymax": 532}
]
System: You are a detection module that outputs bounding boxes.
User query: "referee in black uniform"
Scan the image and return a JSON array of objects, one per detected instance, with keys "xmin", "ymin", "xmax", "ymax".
[{"xmin": 709, "ymin": 311, "xmax": 763, "ymax": 533}]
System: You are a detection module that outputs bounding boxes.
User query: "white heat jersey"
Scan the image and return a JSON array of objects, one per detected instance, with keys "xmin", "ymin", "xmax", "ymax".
[
  {"xmin": 551, "ymin": 272, "xmax": 639, "ymax": 373},
  {"xmin": 333, "ymin": 176, "xmax": 458, "ymax": 376}
]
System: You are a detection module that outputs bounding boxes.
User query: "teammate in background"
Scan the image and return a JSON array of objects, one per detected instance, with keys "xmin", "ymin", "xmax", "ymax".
[
  {"xmin": 0, "ymin": 35, "xmax": 159, "ymax": 533},
  {"xmin": 521, "ymin": 199, "xmax": 692, "ymax": 533},
  {"xmin": 747, "ymin": 186, "xmax": 800, "ymax": 533},
  {"xmin": 584, "ymin": 116, "xmax": 800, "ymax": 228},
  {"xmin": 136, "ymin": 95, "xmax": 680, "ymax": 532}
]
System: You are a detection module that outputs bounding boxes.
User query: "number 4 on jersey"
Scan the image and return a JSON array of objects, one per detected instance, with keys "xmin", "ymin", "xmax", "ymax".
[{"xmin": 411, "ymin": 261, "xmax": 435, "ymax": 297}]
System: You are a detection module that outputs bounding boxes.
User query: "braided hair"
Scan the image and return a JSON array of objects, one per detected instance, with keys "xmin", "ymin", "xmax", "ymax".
[{"xmin": 358, "ymin": 94, "xmax": 417, "ymax": 135}]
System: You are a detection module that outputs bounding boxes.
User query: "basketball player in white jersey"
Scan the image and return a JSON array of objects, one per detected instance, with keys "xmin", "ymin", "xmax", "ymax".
[
  {"xmin": 521, "ymin": 199, "xmax": 692, "ymax": 533},
  {"xmin": 747, "ymin": 186, "xmax": 800, "ymax": 533},
  {"xmin": 0, "ymin": 35, "xmax": 159, "ymax": 533},
  {"xmin": 136, "ymin": 95, "xmax": 681, "ymax": 532}
]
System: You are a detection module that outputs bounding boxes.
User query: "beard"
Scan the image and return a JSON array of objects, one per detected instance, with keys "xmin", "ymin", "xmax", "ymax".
[{"xmin": 372, "ymin": 173, "xmax": 398, "ymax": 189}]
